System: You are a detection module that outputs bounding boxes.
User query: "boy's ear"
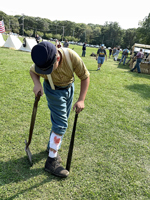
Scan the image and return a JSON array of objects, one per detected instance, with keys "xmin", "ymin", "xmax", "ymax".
[{"xmin": 56, "ymin": 56, "xmax": 60, "ymax": 62}]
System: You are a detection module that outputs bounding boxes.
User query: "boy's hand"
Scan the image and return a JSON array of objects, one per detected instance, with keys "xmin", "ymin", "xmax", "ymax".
[
  {"xmin": 30, "ymin": 70, "xmax": 43, "ymax": 96},
  {"xmin": 33, "ymin": 83, "xmax": 43, "ymax": 96},
  {"xmin": 73, "ymin": 100, "xmax": 84, "ymax": 114}
]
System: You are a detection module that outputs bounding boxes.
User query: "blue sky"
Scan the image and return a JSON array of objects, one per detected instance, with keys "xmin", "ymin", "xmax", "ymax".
[{"xmin": 1, "ymin": 0, "xmax": 150, "ymax": 29}]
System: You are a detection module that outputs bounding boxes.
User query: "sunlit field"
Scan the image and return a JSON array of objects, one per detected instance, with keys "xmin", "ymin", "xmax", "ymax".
[{"xmin": 0, "ymin": 43, "xmax": 150, "ymax": 200}]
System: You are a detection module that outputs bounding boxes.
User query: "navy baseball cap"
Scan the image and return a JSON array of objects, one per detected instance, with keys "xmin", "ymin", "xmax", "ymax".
[{"xmin": 31, "ymin": 41, "xmax": 57, "ymax": 74}]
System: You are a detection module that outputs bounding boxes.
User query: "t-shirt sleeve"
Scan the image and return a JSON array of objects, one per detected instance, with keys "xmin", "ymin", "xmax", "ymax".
[
  {"xmin": 69, "ymin": 50, "xmax": 90, "ymax": 80},
  {"xmin": 30, "ymin": 64, "xmax": 47, "ymax": 79}
]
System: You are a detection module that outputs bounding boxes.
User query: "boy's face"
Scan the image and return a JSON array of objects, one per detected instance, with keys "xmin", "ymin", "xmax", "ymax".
[
  {"xmin": 52, "ymin": 53, "xmax": 61, "ymax": 72},
  {"xmin": 53, "ymin": 61, "xmax": 59, "ymax": 71}
]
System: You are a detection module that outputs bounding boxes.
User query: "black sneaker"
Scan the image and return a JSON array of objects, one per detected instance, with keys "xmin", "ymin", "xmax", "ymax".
[{"xmin": 45, "ymin": 157, "xmax": 69, "ymax": 178}]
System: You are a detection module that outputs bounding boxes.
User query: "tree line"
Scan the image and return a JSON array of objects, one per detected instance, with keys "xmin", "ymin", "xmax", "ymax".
[{"xmin": 0, "ymin": 11, "xmax": 150, "ymax": 49}]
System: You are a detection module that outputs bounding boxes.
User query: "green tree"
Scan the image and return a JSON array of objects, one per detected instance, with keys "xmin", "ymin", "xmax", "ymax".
[
  {"xmin": 53, "ymin": 34, "xmax": 61, "ymax": 41},
  {"xmin": 101, "ymin": 22, "xmax": 123, "ymax": 47},
  {"xmin": 85, "ymin": 26, "xmax": 92, "ymax": 43},
  {"xmin": 3, "ymin": 9, "xmax": 150, "ymax": 47},
  {"xmin": 45, "ymin": 33, "xmax": 53, "ymax": 40},
  {"xmin": 91, "ymin": 26, "xmax": 102, "ymax": 45},
  {"xmin": 122, "ymin": 28, "xmax": 137, "ymax": 49},
  {"xmin": 137, "ymin": 13, "xmax": 150, "ymax": 45},
  {"xmin": 24, "ymin": 29, "xmax": 34, "ymax": 37},
  {"xmin": 37, "ymin": 31, "xmax": 44, "ymax": 38},
  {"xmin": 7, "ymin": 15, "xmax": 20, "ymax": 33}
]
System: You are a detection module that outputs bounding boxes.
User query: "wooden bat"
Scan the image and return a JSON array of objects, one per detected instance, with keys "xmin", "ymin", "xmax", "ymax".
[{"xmin": 66, "ymin": 113, "xmax": 78, "ymax": 171}]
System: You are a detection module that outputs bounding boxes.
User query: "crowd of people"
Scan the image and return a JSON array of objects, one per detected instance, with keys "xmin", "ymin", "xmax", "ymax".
[
  {"xmin": 95, "ymin": 45, "xmax": 148, "ymax": 74},
  {"xmin": 80, "ymin": 42, "xmax": 148, "ymax": 73},
  {"xmin": 33, "ymin": 36, "xmax": 148, "ymax": 74},
  {"xmin": 34, "ymin": 35, "xmax": 146, "ymax": 74}
]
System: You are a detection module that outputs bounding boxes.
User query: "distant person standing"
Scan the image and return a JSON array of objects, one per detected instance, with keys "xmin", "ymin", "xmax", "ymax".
[
  {"xmin": 82, "ymin": 43, "xmax": 86, "ymax": 57},
  {"xmin": 113, "ymin": 47, "xmax": 120, "ymax": 61},
  {"xmin": 109, "ymin": 47, "xmax": 112, "ymax": 58},
  {"xmin": 55, "ymin": 39, "xmax": 59, "ymax": 47},
  {"xmin": 119, "ymin": 48, "xmax": 129, "ymax": 65},
  {"xmin": 55, "ymin": 40, "xmax": 62, "ymax": 48},
  {"xmin": 35, "ymin": 35, "xmax": 40, "ymax": 44},
  {"xmin": 63, "ymin": 40, "xmax": 69, "ymax": 48},
  {"xmin": 23, "ymin": 37, "xmax": 26, "ymax": 47},
  {"xmin": 57, "ymin": 41, "xmax": 62, "ymax": 48},
  {"xmin": 130, "ymin": 48, "xmax": 144, "ymax": 73},
  {"xmin": 96, "ymin": 44, "xmax": 107, "ymax": 71},
  {"xmin": 112, "ymin": 47, "xmax": 116, "ymax": 56}
]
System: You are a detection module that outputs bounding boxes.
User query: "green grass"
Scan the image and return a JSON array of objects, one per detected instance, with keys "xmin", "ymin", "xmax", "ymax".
[{"xmin": 0, "ymin": 44, "xmax": 150, "ymax": 200}]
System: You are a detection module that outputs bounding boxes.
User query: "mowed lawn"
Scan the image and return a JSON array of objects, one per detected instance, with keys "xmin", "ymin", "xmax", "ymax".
[{"xmin": 0, "ymin": 44, "xmax": 150, "ymax": 200}]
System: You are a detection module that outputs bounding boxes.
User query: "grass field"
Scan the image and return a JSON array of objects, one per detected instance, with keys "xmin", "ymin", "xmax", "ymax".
[{"xmin": 0, "ymin": 43, "xmax": 150, "ymax": 200}]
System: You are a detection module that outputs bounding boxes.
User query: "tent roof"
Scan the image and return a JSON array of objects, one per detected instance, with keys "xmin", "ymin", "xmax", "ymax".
[{"xmin": 133, "ymin": 43, "xmax": 150, "ymax": 49}]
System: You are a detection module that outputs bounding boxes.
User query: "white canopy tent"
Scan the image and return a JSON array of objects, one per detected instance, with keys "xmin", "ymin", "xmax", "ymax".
[
  {"xmin": 133, "ymin": 43, "xmax": 150, "ymax": 53},
  {"xmin": 19, "ymin": 37, "xmax": 37, "ymax": 52},
  {"xmin": 4, "ymin": 35, "xmax": 22, "ymax": 50}
]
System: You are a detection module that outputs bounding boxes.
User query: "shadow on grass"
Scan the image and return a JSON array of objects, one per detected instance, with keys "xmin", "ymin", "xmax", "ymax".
[
  {"xmin": 1, "ymin": 150, "xmax": 68, "ymax": 199},
  {"xmin": 0, "ymin": 150, "xmax": 63, "ymax": 185},
  {"xmin": 117, "ymin": 63, "xmax": 130, "ymax": 70},
  {"xmin": 3, "ymin": 177, "xmax": 55, "ymax": 200},
  {"xmin": 125, "ymin": 83, "xmax": 150, "ymax": 100},
  {"xmin": 116, "ymin": 63, "xmax": 150, "ymax": 80},
  {"xmin": 88, "ymin": 69, "xmax": 98, "ymax": 72}
]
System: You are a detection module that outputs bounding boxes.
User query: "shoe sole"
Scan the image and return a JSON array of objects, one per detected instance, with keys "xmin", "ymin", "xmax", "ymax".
[{"xmin": 44, "ymin": 167, "xmax": 69, "ymax": 178}]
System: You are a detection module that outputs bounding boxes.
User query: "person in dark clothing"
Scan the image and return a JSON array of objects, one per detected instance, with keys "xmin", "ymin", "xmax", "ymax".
[
  {"xmin": 23, "ymin": 37, "xmax": 26, "ymax": 47},
  {"xmin": 35, "ymin": 35, "xmax": 40, "ymax": 43},
  {"xmin": 119, "ymin": 48, "xmax": 129, "ymax": 65},
  {"xmin": 112, "ymin": 47, "xmax": 116, "ymax": 56},
  {"xmin": 82, "ymin": 43, "xmax": 86, "ymax": 57},
  {"xmin": 63, "ymin": 40, "xmax": 69, "ymax": 48},
  {"xmin": 109, "ymin": 48, "xmax": 112, "ymax": 58},
  {"xmin": 96, "ymin": 44, "xmax": 107, "ymax": 70},
  {"xmin": 130, "ymin": 48, "xmax": 144, "ymax": 73}
]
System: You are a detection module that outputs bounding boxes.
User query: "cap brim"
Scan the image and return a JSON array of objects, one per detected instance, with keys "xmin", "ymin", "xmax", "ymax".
[{"xmin": 35, "ymin": 64, "xmax": 54, "ymax": 75}]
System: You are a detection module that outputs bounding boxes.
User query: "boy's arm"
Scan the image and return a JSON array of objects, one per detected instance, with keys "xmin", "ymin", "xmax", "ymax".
[
  {"xmin": 96, "ymin": 54, "xmax": 98, "ymax": 60},
  {"xmin": 105, "ymin": 51, "xmax": 107, "ymax": 60},
  {"xmin": 30, "ymin": 70, "xmax": 44, "ymax": 96},
  {"xmin": 96, "ymin": 49, "xmax": 99, "ymax": 60},
  {"xmin": 73, "ymin": 76, "xmax": 90, "ymax": 114}
]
